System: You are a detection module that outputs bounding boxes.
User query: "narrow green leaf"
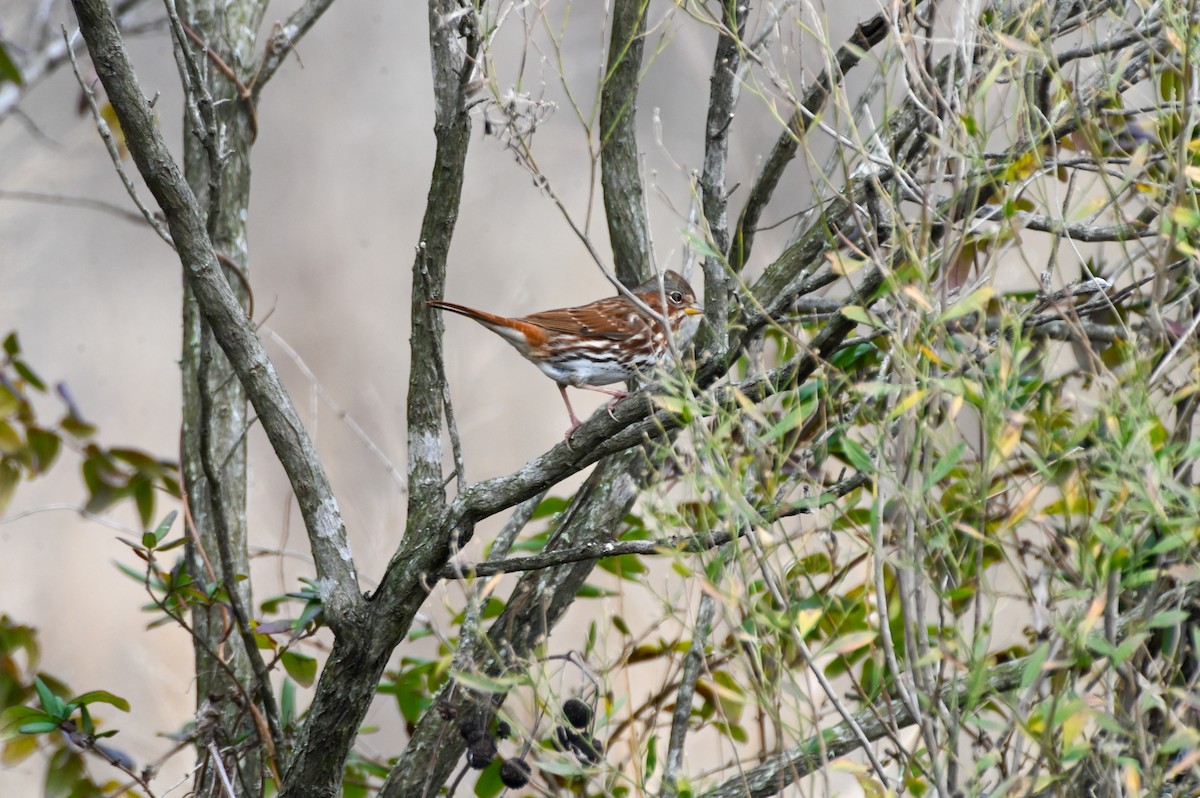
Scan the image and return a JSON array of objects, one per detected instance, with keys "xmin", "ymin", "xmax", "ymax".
[
  {"xmin": 924, "ymin": 443, "xmax": 966, "ymax": 491},
  {"xmin": 133, "ymin": 478, "xmax": 154, "ymax": 529},
  {"xmin": 451, "ymin": 669, "xmax": 525, "ymax": 694},
  {"xmin": 1, "ymin": 708, "xmax": 48, "ymax": 742},
  {"xmin": 0, "ymin": 43, "xmax": 21, "ymax": 86},
  {"xmin": 71, "ymin": 690, "xmax": 131, "ymax": 712},
  {"xmin": 152, "ymin": 510, "xmax": 178, "ymax": 543},
  {"xmin": 1147, "ymin": 609, "xmax": 1190, "ymax": 629},
  {"xmin": 18, "ymin": 721, "xmax": 60, "ymax": 734},
  {"xmin": 575, "ymin": 583, "xmax": 619, "ymax": 598},
  {"xmin": 34, "ymin": 677, "xmax": 64, "ymax": 719},
  {"xmin": 939, "ymin": 287, "xmax": 995, "ymax": 323},
  {"xmin": 281, "ymin": 679, "xmax": 296, "ymax": 728},
  {"xmin": 12, "ymin": 360, "xmax": 46, "ymax": 391},
  {"xmin": 1020, "ymin": 642, "xmax": 1050, "ymax": 691},
  {"xmin": 840, "ymin": 305, "xmax": 878, "ymax": 327},
  {"xmin": 839, "ymin": 439, "xmax": 874, "ymax": 473},
  {"xmin": 644, "ymin": 734, "xmax": 658, "ymax": 778}
]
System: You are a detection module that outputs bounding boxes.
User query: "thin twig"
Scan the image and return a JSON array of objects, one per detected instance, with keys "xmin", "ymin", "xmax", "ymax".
[
  {"xmin": 207, "ymin": 741, "xmax": 239, "ymax": 798},
  {"xmin": 197, "ymin": 333, "xmax": 286, "ymax": 775},
  {"xmin": 63, "ymin": 26, "xmax": 173, "ymax": 247}
]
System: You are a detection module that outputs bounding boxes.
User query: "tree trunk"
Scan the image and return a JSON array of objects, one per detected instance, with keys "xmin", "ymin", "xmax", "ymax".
[{"xmin": 178, "ymin": 0, "xmax": 267, "ymax": 794}]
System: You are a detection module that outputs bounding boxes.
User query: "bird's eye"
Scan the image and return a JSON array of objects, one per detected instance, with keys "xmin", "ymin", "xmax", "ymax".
[{"xmin": 669, "ymin": 291, "xmax": 684, "ymax": 304}]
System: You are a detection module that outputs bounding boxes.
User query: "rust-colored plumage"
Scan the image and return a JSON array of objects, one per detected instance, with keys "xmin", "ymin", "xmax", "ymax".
[{"xmin": 429, "ymin": 270, "xmax": 704, "ymax": 438}]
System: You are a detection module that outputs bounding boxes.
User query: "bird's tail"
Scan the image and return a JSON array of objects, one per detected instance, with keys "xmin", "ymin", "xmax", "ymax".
[{"xmin": 427, "ymin": 300, "xmax": 540, "ymax": 348}]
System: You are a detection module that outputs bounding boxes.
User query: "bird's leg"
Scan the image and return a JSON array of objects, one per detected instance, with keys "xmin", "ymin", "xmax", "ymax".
[
  {"xmin": 576, "ymin": 383, "xmax": 629, "ymax": 421},
  {"xmin": 559, "ymin": 384, "xmax": 584, "ymax": 442}
]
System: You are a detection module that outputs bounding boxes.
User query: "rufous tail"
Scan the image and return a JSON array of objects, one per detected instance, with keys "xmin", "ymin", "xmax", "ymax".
[{"xmin": 427, "ymin": 300, "xmax": 544, "ymax": 346}]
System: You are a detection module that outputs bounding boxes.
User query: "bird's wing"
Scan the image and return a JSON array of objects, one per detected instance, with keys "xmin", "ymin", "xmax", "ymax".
[{"xmin": 522, "ymin": 298, "xmax": 647, "ymax": 340}]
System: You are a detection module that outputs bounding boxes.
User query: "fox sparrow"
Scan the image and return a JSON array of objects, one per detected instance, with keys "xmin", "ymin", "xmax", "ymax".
[{"xmin": 429, "ymin": 270, "xmax": 705, "ymax": 438}]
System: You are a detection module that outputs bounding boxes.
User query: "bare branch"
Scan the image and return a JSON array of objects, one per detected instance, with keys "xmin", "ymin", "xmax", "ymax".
[
  {"xmin": 0, "ymin": 0, "xmax": 148, "ymax": 123},
  {"xmin": 600, "ymin": 0, "xmax": 651, "ymax": 283},
  {"xmin": 730, "ymin": 13, "xmax": 893, "ymax": 272},
  {"xmin": 662, "ymin": 589, "xmax": 719, "ymax": 797},
  {"xmin": 698, "ymin": 1, "xmax": 748, "ymax": 358},
  {"xmin": 68, "ymin": 0, "xmax": 363, "ymax": 626},
  {"xmin": 249, "ymin": 0, "xmax": 338, "ymax": 98},
  {"xmin": 63, "ymin": 26, "xmax": 173, "ymax": 247},
  {"xmin": 440, "ymin": 471, "xmax": 870, "ymax": 580}
]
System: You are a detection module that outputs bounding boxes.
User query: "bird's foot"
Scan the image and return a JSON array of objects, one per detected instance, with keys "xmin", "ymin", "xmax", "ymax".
[
  {"xmin": 604, "ymin": 395, "xmax": 625, "ymax": 422},
  {"xmin": 563, "ymin": 420, "xmax": 582, "ymax": 449}
]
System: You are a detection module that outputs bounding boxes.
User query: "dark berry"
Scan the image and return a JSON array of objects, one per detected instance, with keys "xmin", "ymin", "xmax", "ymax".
[
  {"xmin": 562, "ymin": 698, "xmax": 592, "ymax": 729},
  {"xmin": 581, "ymin": 736, "xmax": 604, "ymax": 764},
  {"xmin": 466, "ymin": 735, "xmax": 497, "ymax": 769},
  {"xmin": 498, "ymin": 758, "xmax": 532, "ymax": 788},
  {"xmin": 457, "ymin": 719, "xmax": 483, "ymax": 743},
  {"xmin": 494, "ymin": 720, "xmax": 511, "ymax": 739}
]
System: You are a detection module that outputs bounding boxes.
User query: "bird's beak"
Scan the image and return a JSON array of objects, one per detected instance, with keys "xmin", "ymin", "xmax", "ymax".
[{"xmin": 684, "ymin": 306, "xmax": 705, "ymax": 316}]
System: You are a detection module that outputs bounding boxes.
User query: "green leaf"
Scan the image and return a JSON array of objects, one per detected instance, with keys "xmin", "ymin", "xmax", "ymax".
[
  {"xmin": 0, "ymin": 384, "xmax": 20, "ymax": 416},
  {"xmin": 281, "ymin": 651, "xmax": 318, "ymax": 688},
  {"xmin": 840, "ymin": 305, "xmax": 879, "ymax": 327},
  {"xmin": 133, "ymin": 478, "xmax": 155, "ymax": 529},
  {"xmin": 839, "ymin": 439, "xmax": 874, "ymax": 473},
  {"xmin": 71, "ymin": 690, "xmax": 130, "ymax": 712},
  {"xmin": 1020, "ymin": 642, "xmax": 1050, "ymax": 691},
  {"xmin": 598, "ymin": 553, "xmax": 647, "ymax": 579},
  {"xmin": 531, "ymin": 495, "xmax": 570, "ymax": 519},
  {"xmin": 17, "ymin": 720, "xmax": 59, "ymax": 734},
  {"xmin": 2, "ymin": 332, "xmax": 19, "ymax": 356},
  {"xmin": 45, "ymin": 748, "xmax": 86, "ymax": 798},
  {"xmin": 12, "ymin": 360, "xmax": 46, "ymax": 392},
  {"xmin": 281, "ymin": 678, "xmax": 296, "ymax": 728},
  {"xmin": 0, "ymin": 422, "xmax": 20, "ymax": 454},
  {"xmin": 924, "ymin": 442, "xmax": 965, "ymax": 491},
  {"xmin": 1, "ymin": 707, "xmax": 49, "ymax": 742},
  {"xmin": 473, "ymin": 758, "xmax": 504, "ymax": 798},
  {"xmin": 34, "ymin": 677, "xmax": 65, "ymax": 719},
  {"xmin": 451, "ymin": 669, "xmax": 525, "ymax": 694},
  {"xmin": 1, "ymin": 731, "xmax": 39, "ymax": 764},
  {"xmin": 0, "ymin": 43, "xmax": 20, "ymax": 86},
  {"xmin": 0, "ymin": 459, "xmax": 18, "ymax": 512},
  {"xmin": 25, "ymin": 428, "xmax": 61, "ymax": 474},
  {"xmin": 1148, "ymin": 609, "xmax": 1190, "ymax": 629},
  {"xmin": 294, "ymin": 600, "xmax": 324, "ymax": 632},
  {"xmin": 939, "ymin": 287, "xmax": 994, "ymax": 323},
  {"xmin": 59, "ymin": 413, "xmax": 97, "ymax": 439},
  {"xmin": 575, "ymin": 583, "xmax": 619, "ymax": 598},
  {"xmin": 644, "ymin": 734, "xmax": 658, "ymax": 778}
]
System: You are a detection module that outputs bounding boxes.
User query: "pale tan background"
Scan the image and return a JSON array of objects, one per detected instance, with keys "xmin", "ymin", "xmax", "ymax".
[{"xmin": 0, "ymin": 0, "xmax": 868, "ymax": 793}]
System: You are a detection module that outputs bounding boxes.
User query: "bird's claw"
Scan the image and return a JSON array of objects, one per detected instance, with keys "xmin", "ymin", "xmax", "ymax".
[{"xmin": 605, "ymin": 397, "xmax": 621, "ymax": 423}]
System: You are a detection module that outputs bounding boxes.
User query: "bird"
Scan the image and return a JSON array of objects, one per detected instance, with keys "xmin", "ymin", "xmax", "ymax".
[{"xmin": 429, "ymin": 270, "xmax": 705, "ymax": 439}]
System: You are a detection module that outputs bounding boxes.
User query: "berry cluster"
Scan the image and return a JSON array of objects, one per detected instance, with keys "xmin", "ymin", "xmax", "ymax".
[
  {"xmin": 457, "ymin": 715, "xmax": 531, "ymax": 788},
  {"xmin": 553, "ymin": 698, "xmax": 603, "ymax": 765},
  {"xmin": 450, "ymin": 693, "xmax": 606, "ymax": 791}
]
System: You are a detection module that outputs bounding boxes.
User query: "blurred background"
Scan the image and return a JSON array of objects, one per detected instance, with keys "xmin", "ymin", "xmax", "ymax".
[{"xmin": 0, "ymin": 0, "xmax": 854, "ymax": 792}]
